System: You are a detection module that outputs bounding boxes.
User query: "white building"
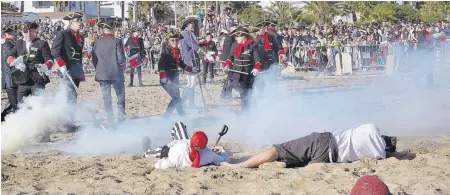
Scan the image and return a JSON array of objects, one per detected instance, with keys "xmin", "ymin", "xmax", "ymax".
[{"xmin": 3, "ymin": 1, "xmax": 130, "ymax": 19}]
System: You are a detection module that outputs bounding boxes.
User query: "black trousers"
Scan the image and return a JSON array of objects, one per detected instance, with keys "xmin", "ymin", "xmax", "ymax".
[
  {"xmin": 202, "ymin": 60, "xmax": 215, "ymax": 82},
  {"xmin": 161, "ymin": 72, "xmax": 185, "ymax": 117},
  {"xmin": 129, "ymin": 66, "xmax": 143, "ymax": 85},
  {"xmin": 223, "ymin": 72, "xmax": 253, "ymax": 112},
  {"xmin": 6, "ymin": 88, "xmax": 18, "ymax": 108},
  {"xmin": 99, "ymin": 80, "xmax": 126, "ymax": 123},
  {"xmin": 17, "ymin": 81, "xmax": 45, "ymax": 103}
]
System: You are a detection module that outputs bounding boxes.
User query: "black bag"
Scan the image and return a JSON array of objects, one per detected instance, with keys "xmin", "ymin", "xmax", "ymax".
[
  {"xmin": 159, "ymin": 145, "xmax": 170, "ymax": 159},
  {"xmin": 382, "ymin": 135, "xmax": 397, "ymax": 153}
]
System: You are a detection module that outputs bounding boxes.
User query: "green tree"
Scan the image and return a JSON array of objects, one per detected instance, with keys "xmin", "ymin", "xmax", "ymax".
[
  {"xmin": 267, "ymin": 1, "xmax": 296, "ymax": 27},
  {"xmin": 419, "ymin": 1, "xmax": 450, "ymax": 23},
  {"xmin": 238, "ymin": 4, "xmax": 266, "ymax": 25},
  {"xmin": 369, "ymin": 3, "xmax": 398, "ymax": 22},
  {"xmin": 302, "ymin": 1, "xmax": 341, "ymax": 25},
  {"xmin": 395, "ymin": 5, "xmax": 420, "ymax": 22}
]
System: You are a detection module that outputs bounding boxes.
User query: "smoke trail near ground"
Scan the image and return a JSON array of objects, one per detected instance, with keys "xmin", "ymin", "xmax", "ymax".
[
  {"xmin": 1, "ymin": 82, "xmax": 74, "ymax": 153},
  {"xmin": 3, "ymin": 49, "xmax": 450, "ymax": 155}
]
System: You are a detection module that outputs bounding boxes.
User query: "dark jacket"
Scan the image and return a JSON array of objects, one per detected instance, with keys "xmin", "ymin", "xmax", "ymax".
[
  {"xmin": 124, "ymin": 36, "xmax": 146, "ymax": 58},
  {"xmin": 219, "ymin": 34, "xmax": 234, "ymax": 62},
  {"xmin": 266, "ymin": 29, "xmax": 283, "ymax": 64},
  {"xmin": 51, "ymin": 29, "xmax": 84, "ymax": 79},
  {"xmin": 92, "ymin": 35, "xmax": 126, "ymax": 82},
  {"xmin": 6, "ymin": 38, "xmax": 53, "ymax": 85},
  {"xmin": 2, "ymin": 39, "xmax": 17, "ymax": 89},
  {"xmin": 158, "ymin": 42, "xmax": 188, "ymax": 72},
  {"xmin": 226, "ymin": 40, "xmax": 262, "ymax": 75}
]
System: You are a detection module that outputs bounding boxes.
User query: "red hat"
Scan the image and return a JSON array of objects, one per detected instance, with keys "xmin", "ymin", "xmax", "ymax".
[
  {"xmin": 350, "ymin": 176, "xmax": 391, "ymax": 195},
  {"xmin": 189, "ymin": 131, "xmax": 208, "ymax": 168}
]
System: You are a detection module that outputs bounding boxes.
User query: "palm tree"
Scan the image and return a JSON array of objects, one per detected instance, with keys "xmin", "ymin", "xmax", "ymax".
[
  {"xmin": 302, "ymin": 1, "xmax": 341, "ymax": 25},
  {"xmin": 53, "ymin": 1, "xmax": 65, "ymax": 12},
  {"xmin": 268, "ymin": 2, "xmax": 297, "ymax": 27}
]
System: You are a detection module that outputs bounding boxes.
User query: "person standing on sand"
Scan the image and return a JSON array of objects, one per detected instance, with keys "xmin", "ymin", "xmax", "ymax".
[
  {"xmin": 158, "ymin": 31, "xmax": 199, "ymax": 118},
  {"xmin": 91, "ymin": 18, "xmax": 126, "ymax": 127},
  {"xmin": 226, "ymin": 124, "xmax": 396, "ymax": 169}
]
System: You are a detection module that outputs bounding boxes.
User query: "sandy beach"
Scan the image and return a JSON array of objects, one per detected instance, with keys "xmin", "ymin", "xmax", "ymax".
[{"xmin": 2, "ymin": 70, "xmax": 450, "ymax": 195}]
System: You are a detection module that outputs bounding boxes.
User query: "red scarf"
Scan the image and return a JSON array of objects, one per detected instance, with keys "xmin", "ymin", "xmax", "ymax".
[
  {"xmin": 134, "ymin": 36, "xmax": 139, "ymax": 45},
  {"xmin": 171, "ymin": 47, "xmax": 180, "ymax": 67},
  {"xmin": 233, "ymin": 39, "xmax": 253, "ymax": 58},
  {"xmin": 261, "ymin": 32, "xmax": 271, "ymax": 50},
  {"xmin": 103, "ymin": 33, "xmax": 113, "ymax": 37},
  {"xmin": 267, "ymin": 27, "xmax": 275, "ymax": 32},
  {"xmin": 5, "ymin": 38, "xmax": 12, "ymax": 41},
  {"xmin": 204, "ymin": 41, "xmax": 210, "ymax": 48},
  {"xmin": 74, "ymin": 32, "xmax": 82, "ymax": 45},
  {"xmin": 189, "ymin": 131, "xmax": 208, "ymax": 168}
]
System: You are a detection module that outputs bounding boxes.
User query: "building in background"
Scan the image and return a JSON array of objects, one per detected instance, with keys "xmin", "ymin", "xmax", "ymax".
[{"xmin": 2, "ymin": 1, "xmax": 130, "ymax": 22}]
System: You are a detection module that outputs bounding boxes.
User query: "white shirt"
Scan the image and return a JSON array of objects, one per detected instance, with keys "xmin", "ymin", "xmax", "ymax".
[
  {"xmin": 25, "ymin": 41, "xmax": 32, "ymax": 54},
  {"xmin": 154, "ymin": 140, "xmax": 231, "ymax": 169},
  {"xmin": 333, "ymin": 124, "xmax": 386, "ymax": 163}
]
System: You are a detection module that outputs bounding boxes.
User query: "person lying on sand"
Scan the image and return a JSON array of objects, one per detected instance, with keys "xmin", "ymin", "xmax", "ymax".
[
  {"xmin": 228, "ymin": 124, "xmax": 396, "ymax": 169},
  {"xmin": 142, "ymin": 122, "xmax": 191, "ymax": 158},
  {"xmin": 145, "ymin": 122, "xmax": 231, "ymax": 169}
]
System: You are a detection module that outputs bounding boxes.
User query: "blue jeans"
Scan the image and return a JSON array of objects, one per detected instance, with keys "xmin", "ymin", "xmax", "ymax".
[{"xmin": 99, "ymin": 80, "xmax": 126, "ymax": 123}]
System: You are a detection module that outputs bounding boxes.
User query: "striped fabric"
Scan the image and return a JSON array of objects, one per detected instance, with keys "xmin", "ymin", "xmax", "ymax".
[{"xmin": 171, "ymin": 122, "xmax": 190, "ymax": 141}]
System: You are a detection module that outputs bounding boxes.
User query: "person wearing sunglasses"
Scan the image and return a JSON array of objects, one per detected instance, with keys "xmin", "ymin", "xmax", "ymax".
[
  {"xmin": 158, "ymin": 31, "xmax": 199, "ymax": 118},
  {"xmin": 5, "ymin": 22, "xmax": 54, "ymax": 105},
  {"xmin": 51, "ymin": 12, "xmax": 85, "ymax": 132}
]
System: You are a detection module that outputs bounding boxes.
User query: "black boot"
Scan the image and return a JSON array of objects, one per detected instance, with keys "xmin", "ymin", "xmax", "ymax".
[{"xmin": 129, "ymin": 71, "xmax": 134, "ymax": 87}]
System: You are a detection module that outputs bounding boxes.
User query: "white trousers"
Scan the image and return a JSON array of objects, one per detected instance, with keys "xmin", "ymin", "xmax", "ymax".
[{"xmin": 185, "ymin": 74, "xmax": 196, "ymax": 88}]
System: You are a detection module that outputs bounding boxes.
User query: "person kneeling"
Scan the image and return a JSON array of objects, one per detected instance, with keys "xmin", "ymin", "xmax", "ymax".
[{"xmin": 236, "ymin": 124, "xmax": 396, "ymax": 168}]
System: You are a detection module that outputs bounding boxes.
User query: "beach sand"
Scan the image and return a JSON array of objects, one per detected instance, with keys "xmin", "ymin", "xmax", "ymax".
[{"xmin": 2, "ymin": 71, "xmax": 450, "ymax": 195}]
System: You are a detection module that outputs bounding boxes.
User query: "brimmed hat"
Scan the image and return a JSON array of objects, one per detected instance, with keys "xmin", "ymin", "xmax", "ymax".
[
  {"xmin": 181, "ymin": 16, "xmax": 197, "ymax": 30},
  {"xmin": 267, "ymin": 20, "xmax": 278, "ymax": 26},
  {"xmin": 2, "ymin": 23, "xmax": 19, "ymax": 33},
  {"xmin": 255, "ymin": 20, "xmax": 270, "ymax": 27},
  {"xmin": 97, "ymin": 17, "xmax": 117, "ymax": 29},
  {"xmin": 231, "ymin": 26, "xmax": 250, "ymax": 37},
  {"xmin": 166, "ymin": 30, "xmax": 183, "ymax": 40},
  {"xmin": 63, "ymin": 12, "xmax": 83, "ymax": 21},
  {"xmin": 19, "ymin": 22, "xmax": 39, "ymax": 31},
  {"xmin": 130, "ymin": 28, "xmax": 141, "ymax": 33},
  {"xmin": 248, "ymin": 26, "xmax": 260, "ymax": 33}
]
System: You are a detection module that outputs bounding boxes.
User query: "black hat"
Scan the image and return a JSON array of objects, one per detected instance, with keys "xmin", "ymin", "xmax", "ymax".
[
  {"xmin": 268, "ymin": 20, "xmax": 278, "ymax": 26},
  {"xmin": 166, "ymin": 30, "xmax": 183, "ymax": 40},
  {"xmin": 255, "ymin": 20, "xmax": 270, "ymax": 27},
  {"xmin": 98, "ymin": 17, "xmax": 117, "ymax": 29},
  {"xmin": 3, "ymin": 23, "xmax": 19, "ymax": 33},
  {"xmin": 230, "ymin": 26, "xmax": 250, "ymax": 37},
  {"xmin": 19, "ymin": 22, "xmax": 39, "ymax": 31},
  {"xmin": 248, "ymin": 26, "xmax": 260, "ymax": 33},
  {"xmin": 63, "ymin": 12, "xmax": 83, "ymax": 21},
  {"xmin": 181, "ymin": 16, "xmax": 197, "ymax": 30}
]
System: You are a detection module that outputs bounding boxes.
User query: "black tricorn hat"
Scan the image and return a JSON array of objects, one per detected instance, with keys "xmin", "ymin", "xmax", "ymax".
[
  {"xmin": 166, "ymin": 30, "xmax": 183, "ymax": 40},
  {"xmin": 181, "ymin": 16, "xmax": 197, "ymax": 30},
  {"xmin": 255, "ymin": 20, "xmax": 270, "ymax": 27},
  {"xmin": 267, "ymin": 20, "xmax": 278, "ymax": 26},
  {"xmin": 98, "ymin": 18, "xmax": 117, "ymax": 29},
  {"xmin": 230, "ymin": 26, "xmax": 250, "ymax": 37},
  {"xmin": 3, "ymin": 23, "xmax": 19, "ymax": 33},
  {"xmin": 19, "ymin": 22, "xmax": 39, "ymax": 30},
  {"xmin": 248, "ymin": 26, "xmax": 260, "ymax": 33},
  {"xmin": 63, "ymin": 12, "xmax": 83, "ymax": 21}
]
